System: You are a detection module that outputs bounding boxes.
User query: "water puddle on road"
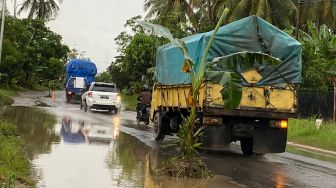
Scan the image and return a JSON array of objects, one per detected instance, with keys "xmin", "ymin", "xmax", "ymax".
[{"xmin": 0, "ymin": 107, "xmax": 240, "ymax": 188}]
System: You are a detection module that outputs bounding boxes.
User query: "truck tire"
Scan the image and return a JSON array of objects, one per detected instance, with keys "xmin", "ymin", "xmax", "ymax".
[
  {"xmin": 154, "ymin": 111, "xmax": 168, "ymax": 141},
  {"xmin": 145, "ymin": 117, "xmax": 150, "ymax": 126},
  {"xmin": 240, "ymin": 138, "xmax": 254, "ymax": 156},
  {"xmin": 66, "ymin": 96, "xmax": 71, "ymax": 103},
  {"xmin": 153, "ymin": 112, "xmax": 159, "ymax": 133}
]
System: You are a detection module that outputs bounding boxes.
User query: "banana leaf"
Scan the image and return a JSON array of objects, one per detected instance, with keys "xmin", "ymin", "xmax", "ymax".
[{"xmin": 206, "ymin": 52, "xmax": 283, "ymax": 108}]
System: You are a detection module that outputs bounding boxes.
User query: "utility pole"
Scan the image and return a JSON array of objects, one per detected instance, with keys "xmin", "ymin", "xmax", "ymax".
[
  {"xmin": 328, "ymin": 76, "xmax": 336, "ymax": 122},
  {"xmin": 14, "ymin": 0, "xmax": 17, "ymax": 19},
  {"xmin": 0, "ymin": 0, "xmax": 6, "ymax": 64}
]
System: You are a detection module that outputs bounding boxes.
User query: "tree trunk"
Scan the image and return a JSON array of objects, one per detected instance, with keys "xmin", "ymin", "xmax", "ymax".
[
  {"xmin": 186, "ymin": 105, "xmax": 196, "ymax": 155},
  {"xmin": 207, "ymin": 0, "xmax": 212, "ymax": 24},
  {"xmin": 295, "ymin": 1, "xmax": 301, "ymax": 39}
]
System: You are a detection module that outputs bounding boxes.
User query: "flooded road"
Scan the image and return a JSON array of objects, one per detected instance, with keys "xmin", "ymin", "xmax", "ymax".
[{"xmin": 1, "ymin": 91, "xmax": 336, "ymax": 187}]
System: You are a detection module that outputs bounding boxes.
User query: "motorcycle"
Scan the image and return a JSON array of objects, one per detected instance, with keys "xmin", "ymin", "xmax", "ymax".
[{"xmin": 136, "ymin": 102, "xmax": 150, "ymax": 125}]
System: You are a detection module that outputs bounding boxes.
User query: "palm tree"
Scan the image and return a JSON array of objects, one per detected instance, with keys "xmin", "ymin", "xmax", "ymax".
[
  {"xmin": 144, "ymin": 0, "xmax": 201, "ymax": 32},
  {"xmin": 210, "ymin": 0, "xmax": 297, "ymax": 29},
  {"xmin": 17, "ymin": 0, "xmax": 62, "ymax": 21}
]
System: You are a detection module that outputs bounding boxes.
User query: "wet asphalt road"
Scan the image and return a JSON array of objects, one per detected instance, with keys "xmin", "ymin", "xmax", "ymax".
[{"xmin": 4, "ymin": 91, "xmax": 336, "ymax": 188}]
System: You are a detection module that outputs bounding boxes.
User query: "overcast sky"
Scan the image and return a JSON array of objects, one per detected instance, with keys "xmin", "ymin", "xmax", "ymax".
[{"xmin": 7, "ymin": 0, "xmax": 144, "ymax": 73}]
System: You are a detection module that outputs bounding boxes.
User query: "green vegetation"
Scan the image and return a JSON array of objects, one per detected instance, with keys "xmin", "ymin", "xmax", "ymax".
[
  {"xmin": 286, "ymin": 145, "xmax": 336, "ymax": 163},
  {"xmin": 120, "ymin": 93, "xmax": 137, "ymax": 111},
  {"xmin": 158, "ymin": 156, "xmax": 213, "ymax": 178},
  {"xmin": 100, "ymin": 1, "xmax": 336, "ymax": 96},
  {"xmin": 95, "ymin": 72, "xmax": 113, "ymax": 83},
  {"xmin": 0, "ymin": 121, "xmax": 34, "ymax": 187},
  {"xmin": 288, "ymin": 118, "xmax": 336, "ymax": 151},
  {"xmin": 286, "ymin": 22, "xmax": 336, "ymax": 91},
  {"xmin": 1, "ymin": 16, "xmax": 69, "ymax": 89},
  {"xmin": 104, "ymin": 16, "xmax": 166, "ymax": 93},
  {"xmin": 216, "ymin": 0, "xmax": 297, "ymax": 29},
  {"xmin": 0, "ymin": 89, "xmax": 17, "ymax": 107}
]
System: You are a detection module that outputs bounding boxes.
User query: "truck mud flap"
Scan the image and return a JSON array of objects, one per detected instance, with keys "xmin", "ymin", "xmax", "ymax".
[
  {"xmin": 201, "ymin": 125, "xmax": 232, "ymax": 148},
  {"xmin": 253, "ymin": 128, "xmax": 287, "ymax": 153}
]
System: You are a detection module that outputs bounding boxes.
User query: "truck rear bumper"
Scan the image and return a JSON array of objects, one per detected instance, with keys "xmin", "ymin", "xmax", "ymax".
[
  {"xmin": 201, "ymin": 124, "xmax": 287, "ymax": 153},
  {"xmin": 204, "ymin": 107, "xmax": 298, "ymax": 119}
]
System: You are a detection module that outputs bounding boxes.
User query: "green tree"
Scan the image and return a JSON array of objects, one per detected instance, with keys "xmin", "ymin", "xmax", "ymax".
[
  {"xmin": 95, "ymin": 72, "xmax": 113, "ymax": 83},
  {"xmin": 299, "ymin": 22, "xmax": 335, "ymax": 90},
  {"xmin": 286, "ymin": 21, "xmax": 336, "ymax": 90},
  {"xmin": 144, "ymin": 0, "xmax": 200, "ymax": 32},
  {"xmin": 296, "ymin": 0, "xmax": 336, "ymax": 30},
  {"xmin": 1, "ymin": 16, "xmax": 69, "ymax": 88},
  {"xmin": 111, "ymin": 16, "xmax": 167, "ymax": 94},
  {"xmin": 123, "ymin": 33, "xmax": 157, "ymax": 82},
  {"xmin": 17, "ymin": 0, "xmax": 62, "ymax": 21},
  {"xmin": 107, "ymin": 57, "xmax": 130, "ymax": 91},
  {"xmin": 211, "ymin": 0, "xmax": 297, "ymax": 29}
]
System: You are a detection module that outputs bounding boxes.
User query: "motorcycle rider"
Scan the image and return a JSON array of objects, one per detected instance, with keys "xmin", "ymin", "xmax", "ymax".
[{"xmin": 136, "ymin": 86, "xmax": 152, "ymax": 117}]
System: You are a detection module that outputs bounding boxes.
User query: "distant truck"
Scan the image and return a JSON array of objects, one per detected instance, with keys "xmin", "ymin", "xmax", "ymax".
[
  {"xmin": 150, "ymin": 16, "xmax": 302, "ymax": 155},
  {"xmin": 65, "ymin": 59, "xmax": 97, "ymax": 103}
]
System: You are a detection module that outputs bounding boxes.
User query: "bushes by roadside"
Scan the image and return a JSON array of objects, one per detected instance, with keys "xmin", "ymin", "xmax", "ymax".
[
  {"xmin": 0, "ymin": 120, "xmax": 34, "ymax": 187},
  {"xmin": 121, "ymin": 93, "xmax": 138, "ymax": 111},
  {"xmin": 0, "ymin": 89, "xmax": 15, "ymax": 107},
  {"xmin": 288, "ymin": 118, "xmax": 336, "ymax": 151}
]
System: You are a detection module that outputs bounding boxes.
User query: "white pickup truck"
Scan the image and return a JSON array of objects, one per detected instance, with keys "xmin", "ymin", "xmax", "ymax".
[{"xmin": 80, "ymin": 82, "xmax": 121, "ymax": 114}]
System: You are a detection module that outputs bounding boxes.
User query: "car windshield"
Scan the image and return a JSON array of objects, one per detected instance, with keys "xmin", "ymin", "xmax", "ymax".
[{"xmin": 92, "ymin": 84, "xmax": 118, "ymax": 92}]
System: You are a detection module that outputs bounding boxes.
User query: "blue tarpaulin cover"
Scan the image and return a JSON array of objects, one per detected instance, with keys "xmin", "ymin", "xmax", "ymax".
[
  {"xmin": 155, "ymin": 16, "xmax": 302, "ymax": 86},
  {"xmin": 65, "ymin": 59, "xmax": 97, "ymax": 86}
]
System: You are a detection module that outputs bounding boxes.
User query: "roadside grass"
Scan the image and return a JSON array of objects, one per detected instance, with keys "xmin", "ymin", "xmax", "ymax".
[
  {"xmin": 286, "ymin": 145, "xmax": 336, "ymax": 163},
  {"xmin": 121, "ymin": 93, "xmax": 137, "ymax": 111},
  {"xmin": 0, "ymin": 89, "xmax": 16, "ymax": 107},
  {"xmin": 0, "ymin": 120, "xmax": 34, "ymax": 187},
  {"xmin": 288, "ymin": 118, "xmax": 336, "ymax": 151}
]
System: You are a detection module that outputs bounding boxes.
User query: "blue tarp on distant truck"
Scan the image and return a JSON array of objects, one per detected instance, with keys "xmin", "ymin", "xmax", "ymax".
[
  {"xmin": 65, "ymin": 59, "xmax": 97, "ymax": 86},
  {"xmin": 155, "ymin": 16, "xmax": 302, "ymax": 86}
]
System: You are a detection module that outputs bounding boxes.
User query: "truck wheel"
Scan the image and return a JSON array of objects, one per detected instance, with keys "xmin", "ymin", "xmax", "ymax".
[
  {"xmin": 145, "ymin": 118, "xmax": 150, "ymax": 126},
  {"xmin": 66, "ymin": 96, "xmax": 71, "ymax": 103},
  {"xmin": 155, "ymin": 112, "xmax": 168, "ymax": 141},
  {"xmin": 153, "ymin": 112, "xmax": 159, "ymax": 133},
  {"xmin": 240, "ymin": 138, "xmax": 254, "ymax": 156},
  {"xmin": 80, "ymin": 100, "xmax": 83, "ymax": 110}
]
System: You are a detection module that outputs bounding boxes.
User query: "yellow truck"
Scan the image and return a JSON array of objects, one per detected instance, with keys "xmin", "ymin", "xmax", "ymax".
[{"xmin": 150, "ymin": 16, "xmax": 302, "ymax": 155}]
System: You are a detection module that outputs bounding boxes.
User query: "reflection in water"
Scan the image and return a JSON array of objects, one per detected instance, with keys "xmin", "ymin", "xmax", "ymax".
[
  {"xmin": 274, "ymin": 169, "xmax": 287, "ymax": 188},
  {"xmin": 0, "ymin": 107, "xmax": 60, "ymax": 159},
  {"xmin": 61, "ymin": 115, "xmax": 113, "ymax": 145},
  {"xmin": 61, "ymin": 116, "xmax": 86, "ymax": 144},
  {"xmin": 112, "ymin": 116, "xmax": 120, "ymax": 139},
  {"xmin": 107, "ymin": 132, "xmax": 150, "ymax": 188},
  {"xmin": 1, "ymin": 107, "xmax": 241, "ymax": 187}
]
